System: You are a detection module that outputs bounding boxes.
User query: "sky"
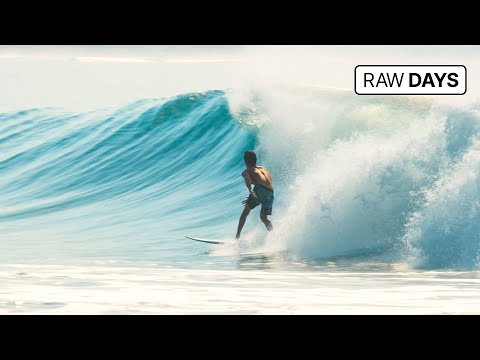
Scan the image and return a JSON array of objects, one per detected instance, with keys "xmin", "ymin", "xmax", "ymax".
[{"xmin": 1, "ymin": 45, "xmax": 479, "ymax": 111}]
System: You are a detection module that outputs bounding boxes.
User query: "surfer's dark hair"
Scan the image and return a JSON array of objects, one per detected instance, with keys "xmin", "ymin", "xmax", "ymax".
[{"xmin": 244, "ymin": 151, "xmax": 257, "ymax": 166}]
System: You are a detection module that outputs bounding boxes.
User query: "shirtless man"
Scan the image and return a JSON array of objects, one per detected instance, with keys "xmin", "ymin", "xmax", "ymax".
[{"xmin": 235, "ymin": 151, "xmax": 274, "ymax": 239}]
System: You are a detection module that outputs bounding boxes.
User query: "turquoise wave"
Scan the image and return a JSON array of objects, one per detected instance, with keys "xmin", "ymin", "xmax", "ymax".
[
  {"xmin": 0, "ymin": 91, "xmax": 256, "ymax": 262},
  {"xmin": 2, "ymin": 89, "xmax": 480, "ymax": 269}
]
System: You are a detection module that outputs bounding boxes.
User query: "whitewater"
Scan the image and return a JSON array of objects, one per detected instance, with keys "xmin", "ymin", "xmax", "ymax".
[{"xmin": 1, "ymin": 45, "xmax": 480, "ymax": 314}]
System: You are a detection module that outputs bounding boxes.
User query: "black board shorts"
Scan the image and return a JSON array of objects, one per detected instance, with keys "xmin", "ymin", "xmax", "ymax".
[{"xmin": 246, "ymin": 184, "xmax": 274, "ymax": 215}]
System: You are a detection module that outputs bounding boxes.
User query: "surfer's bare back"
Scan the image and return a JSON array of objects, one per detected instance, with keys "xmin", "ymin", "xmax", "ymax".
[{"xmin": 235, "ymin": 151, "xmax": 274, "ymax": 239}]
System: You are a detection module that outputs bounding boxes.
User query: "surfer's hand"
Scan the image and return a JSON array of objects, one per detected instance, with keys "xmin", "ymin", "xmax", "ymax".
[{"xmin": 242, "ymin": 197, "xmax": 248, "ymax": 205}]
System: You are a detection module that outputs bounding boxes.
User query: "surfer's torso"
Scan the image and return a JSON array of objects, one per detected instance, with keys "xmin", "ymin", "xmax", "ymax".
[{"xmin": 242, "ymin": 166, "xmax": 274, "ymax": 190}]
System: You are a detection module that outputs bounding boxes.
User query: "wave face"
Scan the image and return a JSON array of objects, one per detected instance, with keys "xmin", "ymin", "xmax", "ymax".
[
  {"xmin": 0, "ymin": 91, "xmax": 255, "ymax": 262},
  {"xmin": 2, "ymin": 88, "xmax": 480, "ymax": 269}
]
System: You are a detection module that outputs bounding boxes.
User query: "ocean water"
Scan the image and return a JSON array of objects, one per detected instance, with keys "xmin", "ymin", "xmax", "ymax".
[{"xmin": 2, "ymin": 46, "xmax": 480, "ymax": 314}]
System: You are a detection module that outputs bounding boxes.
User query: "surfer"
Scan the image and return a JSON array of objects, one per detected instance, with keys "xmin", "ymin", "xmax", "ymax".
[{"xmin": 235, "ymin": 151, "xmax": 274, "ymax": 239}]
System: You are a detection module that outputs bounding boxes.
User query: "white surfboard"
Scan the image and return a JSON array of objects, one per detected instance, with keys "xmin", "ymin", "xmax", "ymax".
[{"xmin": 185, "ymin": 236, "xmax": 232, "ymax": 245}]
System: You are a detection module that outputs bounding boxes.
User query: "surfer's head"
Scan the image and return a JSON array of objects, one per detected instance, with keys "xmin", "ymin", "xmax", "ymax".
[{"xmin": 244, "ymin": 151, "xmax": 257, "ymax": 167}]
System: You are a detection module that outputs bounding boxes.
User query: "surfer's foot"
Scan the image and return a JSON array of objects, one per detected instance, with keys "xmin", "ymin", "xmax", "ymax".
[{"xmin": 235, "ymin": 233, "xmax": 240, "ymax": 239}]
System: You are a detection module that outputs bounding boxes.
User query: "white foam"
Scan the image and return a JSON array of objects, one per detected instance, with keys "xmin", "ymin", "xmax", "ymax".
[{"xmin": 1, "ymin": 263, "xmax": 480, "ymax": 314}]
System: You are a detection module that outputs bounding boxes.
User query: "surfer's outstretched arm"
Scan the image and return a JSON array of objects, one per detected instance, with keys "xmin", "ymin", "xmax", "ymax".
[
  {"xmin": 242, "ymin": 170, "xmax": 257, "ymax": 199},
  {"xmin": 236, "ymin": 205, "xmax": 251, "ymax": 239}
]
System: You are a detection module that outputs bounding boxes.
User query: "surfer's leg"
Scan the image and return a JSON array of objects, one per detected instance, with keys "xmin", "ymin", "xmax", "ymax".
[
  {"xmin": 260, "ymin": 212, "xmax": 273, "ymax": 232},
  {"xmin": 236, "ymin": 205, "xmax": 251, "ymax": 239}
]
